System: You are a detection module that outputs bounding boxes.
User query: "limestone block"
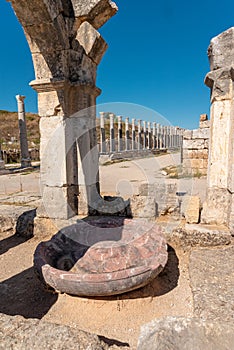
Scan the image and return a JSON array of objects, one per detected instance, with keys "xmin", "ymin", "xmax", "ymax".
[
  {"xmin": 199, "ymin": 120, "xmax": 210, "ymax": 129},
  {"xmin": 208, "ymin": 100, "xmax": 232, "ymax": 188},
  {"xmin": 0, "ymin": 314, "xmax": 109, "ymax": 350},
  {"xmin": 183, "ymin": 139, "xmax": 205, "ymax": 150},
  {"xmin": 200, "ymin": 113, "xmax": 208, "ymax": 122},
  {"xmin": 76, "ymin": 22, "xmax": 107, "ymax": 65},
  {"xmin": 181, "ymin": 195, "xmax": 200, "ymax": 224},
  {"xmin": 168, "ymin": 224, "xmax": 231, "ymax": 247},
  {"xmin": 69, "ymin": 50, "xmax": 96, "ymax": 85},
  {"xmin": 201, "ymin": 188, "xmax": 231, "ymax": 225},
  {"xmin": 130, "ymin": 196, "xmax": 156, "ymax": 218},
  {"xmin": 137, "ymin": 317, "xmax": 234, "ymax": 350},
  {"xmin": 184, "ymin": 149, "xmax": 208, "ymax": 160},
  {"xmin": 208, "ymin": 27, "xmax": 234, "ymax": 70},
  {"xmin": 71, "ymin": 0, "xmax": 118, "ymax": 29},
  {"xmin": 189, "ymin": 159, "xmax": 204, "ymax": 169},
  {"xmin": 192, "ymin": 128, "xmax": 210, "ymax": 139},
  {"xmin": 183, "ymin": 129, "xmax": 192, "ymax": 139},
  {"xmin": 41, "ymin": 185, "xmax": 78, "ymax": 219},
  {"xmin": 37, "ymin": 90, "xmax": 63, "ymax": 117}
]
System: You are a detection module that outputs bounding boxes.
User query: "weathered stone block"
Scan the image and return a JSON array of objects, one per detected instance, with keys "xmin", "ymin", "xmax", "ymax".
[
  {"xmin": 137, "ymin": 317, "xmax": 234, "ymax": 350},
  {"xmin": 201, "ymin": 188, "xmax": 231, "ymax": 225},
  {"xmin": 208, "ymin": 27, "xmax": 234, "ymax": 70},
  {"xmin": 76, "ymin": 21, "xmax": 107, "ymax": 65},
  {"xmin": 199, "ymin": 120, "xmax": 210, "ymax": 129},
  {"xmin": 183, "ymin": 139, "xmax": 205, "ymax": 149},
  {"xmin": 130, "ymin": 196, "xmax": 156, "ymax": 218},
  {"xmin": 192, "ymin": 128, "xmax": 210, "ymax": 139},
  {"xmin": 71, "ymin": 0, "xmax": 118, "ymax": 29},
  {"xmin": 181, "ymin": 195, "xmax": 200, "ymax": 224},
  {"xmin": 183, "ymin": 129, "xmax": 192, "ymax": 139}
]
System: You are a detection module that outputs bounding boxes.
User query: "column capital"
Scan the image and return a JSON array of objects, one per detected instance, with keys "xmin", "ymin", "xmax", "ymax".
[{"xmin": 16, "ymin": 95, "xmax": 26, "ymax": 102}]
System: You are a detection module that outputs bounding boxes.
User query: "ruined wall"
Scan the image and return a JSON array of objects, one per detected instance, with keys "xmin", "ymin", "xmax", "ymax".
[{"xmin": 182, "ymin": 114, "xmax": 210, "ymax": 176}]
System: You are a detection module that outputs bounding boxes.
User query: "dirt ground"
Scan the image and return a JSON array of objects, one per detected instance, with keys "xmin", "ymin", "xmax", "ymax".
[{"xmin": 0, "ymin": 225, "xmax": 193, "ymax": 349}]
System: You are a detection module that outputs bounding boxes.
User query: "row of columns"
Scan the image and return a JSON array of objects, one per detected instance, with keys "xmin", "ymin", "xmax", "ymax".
[{"xmin": 99, "ymin": 112, "xmax": 182, "ymax": 154}]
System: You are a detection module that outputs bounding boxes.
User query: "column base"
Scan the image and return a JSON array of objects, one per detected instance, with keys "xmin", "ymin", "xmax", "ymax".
[{"xmin": 21, "ymin": 158, "xmax": 32, "ymax": 168}]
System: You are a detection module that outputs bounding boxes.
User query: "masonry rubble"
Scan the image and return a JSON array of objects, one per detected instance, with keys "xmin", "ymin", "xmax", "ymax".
[{"xmin": 182, "ymin": 114, "xmax": 210, "ymax": 176}]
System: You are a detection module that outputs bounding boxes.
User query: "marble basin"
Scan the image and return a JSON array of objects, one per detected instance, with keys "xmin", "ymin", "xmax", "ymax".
[{"xmin": 34, "ymin": 217, "xmax": 168, "ymax": 296}]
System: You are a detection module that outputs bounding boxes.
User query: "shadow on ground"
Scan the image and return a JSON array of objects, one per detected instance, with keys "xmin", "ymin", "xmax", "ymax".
[
  {"xmin": 0, "ymin": 267, "xmax": 58, "ymax": 319},
  {"xmin": 0, "ymin": 234, "xmax": 31, "ymax": 256}
]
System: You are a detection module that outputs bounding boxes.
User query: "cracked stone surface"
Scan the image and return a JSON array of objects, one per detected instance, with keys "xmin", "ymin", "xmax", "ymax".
[{"xmin": 189, "ymin": 245, "xmax": 234, "ymax": 322}]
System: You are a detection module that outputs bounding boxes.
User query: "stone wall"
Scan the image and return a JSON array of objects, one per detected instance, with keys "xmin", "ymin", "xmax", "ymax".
[{"xmin": 182, "ymin": 114, "xmax": 210, "ymax": 176}]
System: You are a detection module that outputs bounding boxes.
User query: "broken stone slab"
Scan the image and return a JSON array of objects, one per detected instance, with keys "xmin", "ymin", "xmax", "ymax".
[
  {"xmin": 166, "ymin": 224, "xmax": 232, "ymax": 247},
  {"xmin": 181, "ymin": 195, "xmax": 200, "ymax": 224},
  {"xmin": 34, "ymin": 217, "xmax": 168, "ymax": 296},
  {"xmin": 0, "ymin": 313, "xmax": 129, "ymax": 350},
  {"xmin": 137, "ymin": 317, "xmax": 234, "ymax": 350},
  {"xmin": 190, "ymin": 245, "xmax": 234, "ymax": 323},
  {"xmin": 208, "ymin": 26, "xmax": 234, "ymax": 70},
  {"xmin": 0, "ymin": 205, "xmax": 36, "ymax": 235}
]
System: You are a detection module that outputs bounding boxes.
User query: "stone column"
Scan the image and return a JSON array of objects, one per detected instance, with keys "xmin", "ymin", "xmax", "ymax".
[
  {"xmin": 125, "ymin": 117, "xmax": 130, "ymax": 151},
  {"xmin": 132, "ymin": 118, "xmax": 136, "ymax": 150},
  {"xmin": 201, "ymin": 27, "xmax": 234, "ymax": 229},
  {"xmin": 10, "ymin": 0, "xmax": 118, "ymax": 219},
  {"xmin": 152, "ymin": 122, "xmax": 156, "ymax": 149},
  {"xmin": 0, "ymin": 141, "xmax": 4, "ymax": 169},
  {"xmin": 16, "ymin": 95, "xmax": 31, "ymax": 168},
  {"xmin": 138, "ymin": 119, "xmax": 142, "ymax": 150},
  {"xmin": 109, "ymin": 113, "xmax": 115, "ymax": 152},
  {"xmin": 143, "ymin": 121, "xmax": 147, "ymax": 149},
  {"xmin": 147, "ymin": 122, "xmax": 151, "ymax": 149},
  {"xmin": 117, "ymin": 116, "xmax": 122, "ymax": 152},
  {"xmin": 100, "ymin": 111, "xmax": 106, "ymax": 153}
]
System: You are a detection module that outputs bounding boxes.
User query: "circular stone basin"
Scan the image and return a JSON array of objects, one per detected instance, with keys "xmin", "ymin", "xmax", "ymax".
[{"xmin": 34, "ymin": 217, "xmax": 168, "ymax": 296}]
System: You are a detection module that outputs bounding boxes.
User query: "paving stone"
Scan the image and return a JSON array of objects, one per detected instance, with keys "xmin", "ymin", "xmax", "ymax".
[
  {"xmin": 190, "ymin": 244, "xmax": 234, "ymax": 322},
  {"xmin": 137, "ymin": 316, "xmax": 234, "ymax": 350}
]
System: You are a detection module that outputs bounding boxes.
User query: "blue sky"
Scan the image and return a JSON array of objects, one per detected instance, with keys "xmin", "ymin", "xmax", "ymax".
[{"xmin": 0, "ymin": 0, "xmax": 234, "ymax": 129}]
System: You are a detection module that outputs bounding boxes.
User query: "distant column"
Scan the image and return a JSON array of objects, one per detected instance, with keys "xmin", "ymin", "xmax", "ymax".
[
  {"xmin": 152, "ymin": 122, "xmax": 156, "ymax": 149},
  {"xmin": 147, "ymin": 121, "xmax": 152, "ymax": 149},
  {"xmin": 117, "ymin": 115, "xmax": 122, "ymax": 152},
  {"xmin": 125, "ymin": 117, "xmax": 130, "ymax": 150},
  {"xmin": 16, "ymin": 95, "xmax": 31, "ymax": 168},
  {"xmin": 0, "ymin": 141, "xmax": 4, "ymax": 169},
  {"xmin": 109, "ymin": 113, "xmax": 115, "ymax": 152},
  {"xmin": 137, "ymin": 119, "xmax": 142, "ymax": 150},
  {"xmin": 100, "ymin": 112, "xmax": 106, "ymax": 153},
  {"xmin": 143, "ymin": 121, "xmax": 147, "ymax": 149},
  {"xmin": 132, "ymin": 118, "xmax": 136, "ymax": 150}
]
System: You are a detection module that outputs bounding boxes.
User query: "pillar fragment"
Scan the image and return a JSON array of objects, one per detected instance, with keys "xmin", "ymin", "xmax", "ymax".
[{"xmin": 201, "ymin": 27, "xmax": 234, "ymax": 229}]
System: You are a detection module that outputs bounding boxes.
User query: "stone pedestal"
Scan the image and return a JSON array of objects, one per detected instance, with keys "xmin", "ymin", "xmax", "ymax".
[{"xmin": 201, "ymin": 27, "xmax": 234, "ymax": 230}]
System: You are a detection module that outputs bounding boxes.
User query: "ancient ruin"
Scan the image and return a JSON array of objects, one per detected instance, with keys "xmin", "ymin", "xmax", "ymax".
[
  {"xmin": 201, "ymin": 27, "xmax": 234, "ymax": 232},
  {"xmin": 9, "ymin": 0, "xmax": 118, "ymax": 219},
  {"xmin": 16, "ymin": 95, "xmax": 32, "ymax": 168}
]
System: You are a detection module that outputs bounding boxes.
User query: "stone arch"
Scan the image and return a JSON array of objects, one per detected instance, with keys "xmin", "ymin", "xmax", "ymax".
[{"xmin": 8, "ymin": 0, "xmax": 118, "ymax": 219}]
